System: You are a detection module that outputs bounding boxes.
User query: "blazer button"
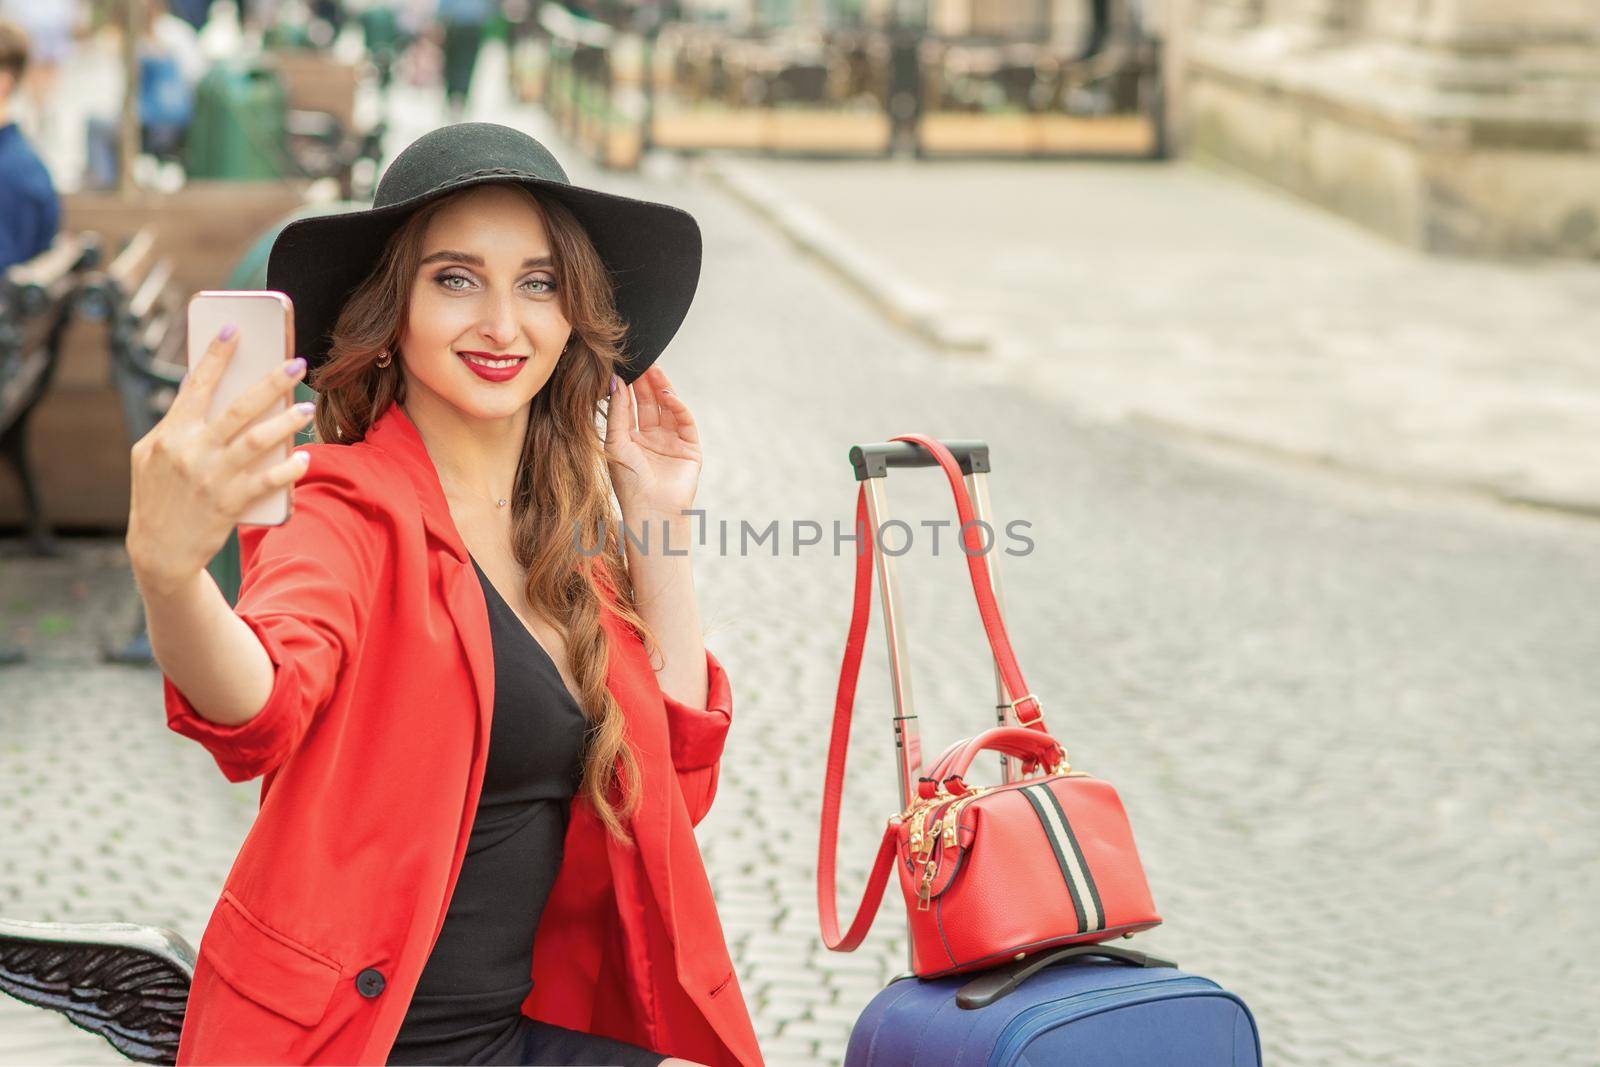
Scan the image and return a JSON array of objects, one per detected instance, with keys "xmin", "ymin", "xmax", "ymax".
[{"xmin": 356, "ymin": 968, "xmax": 386, "ymax": 998}]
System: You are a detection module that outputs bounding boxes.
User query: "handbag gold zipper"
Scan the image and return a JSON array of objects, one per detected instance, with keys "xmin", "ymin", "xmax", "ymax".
[{"xmin": 914, "ymin": 770, "xmax": 1093, "ymax": 907}]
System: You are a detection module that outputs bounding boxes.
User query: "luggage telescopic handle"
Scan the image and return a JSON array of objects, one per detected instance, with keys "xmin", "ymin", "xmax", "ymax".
[{"xmin": 850, "ymin": 441, "xmax": 991, "ymax": 481}]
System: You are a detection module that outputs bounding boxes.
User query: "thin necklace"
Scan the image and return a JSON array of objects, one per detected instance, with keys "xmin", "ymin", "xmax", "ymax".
[{"xmin": 440, "ymin": 477, "xmax": 512, "ymax": 510}]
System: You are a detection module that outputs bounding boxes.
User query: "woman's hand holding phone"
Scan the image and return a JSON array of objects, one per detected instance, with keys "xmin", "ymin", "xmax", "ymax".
[{"xmin": 126, "ymin": 325, "xmax": 315, "ymax": 599}]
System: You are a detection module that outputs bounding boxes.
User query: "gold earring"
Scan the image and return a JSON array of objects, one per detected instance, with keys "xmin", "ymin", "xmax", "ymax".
[{"xmin": 376, "ymin": 350, "xmax": 392, "ymax": 368}]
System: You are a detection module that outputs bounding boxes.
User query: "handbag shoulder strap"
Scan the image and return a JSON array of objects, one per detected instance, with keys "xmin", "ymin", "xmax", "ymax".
[
  {"xmin": 818, "ymin": 436, "xmax": 1046, "ymax": 951},
  {"xmin": 817, "ymin": 484, "xmax": 901, "ymax": 951},
  {"xmin": 889, "ymin": 432, "xmax": 1042, "ymax": 728}
]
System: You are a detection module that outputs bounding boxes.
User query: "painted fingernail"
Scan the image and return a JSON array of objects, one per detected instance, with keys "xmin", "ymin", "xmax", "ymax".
[
  {"xmin": 285, "ymin": 357, "xmax": 307, "ymax": 377},
  {"xmin": 294, "ymin": 451, "xmax": 311, "ymax": 465},
  {"xmin": 610, "ymin": 374, "xmax": 619, "ymax": 395},
  {"xmin": 219, "ymin": 323, "xmax": 238, "ymax": 341},
  {"xmin": 293, "ymin": 401, "xmax": 315, "ymax": 416}
]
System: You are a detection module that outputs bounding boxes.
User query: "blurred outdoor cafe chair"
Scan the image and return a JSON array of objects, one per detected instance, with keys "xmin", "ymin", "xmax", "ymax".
[
  {"xmin": 766, "ymin": 56, "xmax": 831, "ymax": 107},
  {"xmin": 741, "ymin": 28, "xmax": 832, "ymax": 107},
  {"xmin": 0, "ymin": 916, "xmax": 193, "ymax": 1065},
  {"xmin": 927, "ymin": 26, "xmax": 1152, "ymax": 116},
  {"xmin": 0, "ymin": 234, "xmax": 103, "ymax": 559},
  {"xmin": 668, "ymin": 28, "xmax": 730, "ymax": 103},
  {"xmin": 828, "ymin": 28, "xmax": 878, "ymax": 103}
]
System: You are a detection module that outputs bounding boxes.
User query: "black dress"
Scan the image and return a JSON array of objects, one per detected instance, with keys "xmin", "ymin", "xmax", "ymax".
[{"xmin": 386, "ymin": 555, "xmax": 667, "ymax": 1067}]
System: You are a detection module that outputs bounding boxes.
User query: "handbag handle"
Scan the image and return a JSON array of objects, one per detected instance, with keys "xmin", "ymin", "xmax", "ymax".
[
  {"xmin": 926, "ymin": 738, "xmax": 969, "ymax": 781},
  {"xmin": 818, "ymin": 434, "xmax": 1046, "ymax": 953},
  {"xmin": 930, "ymin": 726, "xmax": 1065, "ymax": 790}
]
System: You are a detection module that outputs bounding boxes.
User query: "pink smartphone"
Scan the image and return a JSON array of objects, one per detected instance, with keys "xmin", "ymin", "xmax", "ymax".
[{"xmin": 187, "ymin": 290, "xmax": 297, "ymax": 527}]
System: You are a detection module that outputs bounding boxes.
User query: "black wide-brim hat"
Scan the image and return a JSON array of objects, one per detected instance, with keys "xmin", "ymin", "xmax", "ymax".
[{"xmin": 266, "ymin": 122, "xmax": 702, "ymax": 385}]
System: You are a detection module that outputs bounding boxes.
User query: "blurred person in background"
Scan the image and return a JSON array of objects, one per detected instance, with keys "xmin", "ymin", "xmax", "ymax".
[
  {"xmin": 83, "ymin": 0, "xmax": 206, "ymax": 185},
  {"xmin": 310, "ymin": 0, "xmax": 347, "ymax": 36},
  {"xmin": 169, "ymin": 0, "xmax": 213, "ymax": 29},
  {"xmin": 1081, "ymin": 0, "xmax": 1111, "ymax": 59},
  {"xmin": 0, "ymin": 18, "xmax": 60, "ymax": 271},
  {"xmin": 437, "ymin": 0, "xmax": 491, "ymax": 122},
  {"xmin": 137, "ymin": 0, "xmax": 205, "ymax": 160}
]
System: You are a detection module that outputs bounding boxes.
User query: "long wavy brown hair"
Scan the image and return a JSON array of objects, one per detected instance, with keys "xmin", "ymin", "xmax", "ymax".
[{"xmin": 305, "ymin": 184, "xmax": 659, "ymax": 843}]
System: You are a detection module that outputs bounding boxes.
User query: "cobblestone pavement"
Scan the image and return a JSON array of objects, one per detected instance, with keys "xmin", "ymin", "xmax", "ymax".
[
  {"xmin": 704, "ymin": 155, "xmax": 1600, "ymax": 517},
  {"xmin": 4, "ymin": 45, "xmax": 1600, "ymax": 1067}
]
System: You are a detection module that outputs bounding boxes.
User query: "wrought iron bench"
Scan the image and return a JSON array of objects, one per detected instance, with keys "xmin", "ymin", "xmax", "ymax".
[
  {"xmin": 0, "ymin": 917, "xmax": 194, "ymax": 1064},
  {"xmin": 75, "ymin": 227, "xmax": 187, "ymax": 666},
  {"xmin": 0, "ymin": 233, "xmax": 102, "ymax": 558},
  {"xmin": 76, "ymin": 226, "xmax": 187, "ymax": 456}
]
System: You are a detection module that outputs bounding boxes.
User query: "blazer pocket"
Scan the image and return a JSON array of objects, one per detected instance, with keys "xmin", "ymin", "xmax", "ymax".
[{"xmin": 205, "ymin": 889, "xmax": 344, "ymax": 1027}]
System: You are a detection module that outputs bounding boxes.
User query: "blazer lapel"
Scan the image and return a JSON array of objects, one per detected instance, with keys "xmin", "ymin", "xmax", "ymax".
[{"xmin": 362, "ymin": 401, "xmax": 495, "ymax": 802}]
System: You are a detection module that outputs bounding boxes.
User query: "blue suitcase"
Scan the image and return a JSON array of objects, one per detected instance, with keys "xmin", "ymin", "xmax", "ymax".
[{"xmin": 844, "ymin": 945, "xmax": 1261, "ymax": 1067}]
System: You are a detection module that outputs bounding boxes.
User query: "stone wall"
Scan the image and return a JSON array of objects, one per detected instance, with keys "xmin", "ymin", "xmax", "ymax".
[{"xmin": 1181, "ymin": 0, "xmax": 1600, "ymax": 257}]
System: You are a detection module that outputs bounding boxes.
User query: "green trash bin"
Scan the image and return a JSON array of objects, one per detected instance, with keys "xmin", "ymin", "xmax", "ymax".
[
  {"xmin": 185, "ymin": 61, "xmax": 290, "ymax": 181},
  {"xmin": 206, "ymin": 200, "xmax": 368, "ymax": 605}
]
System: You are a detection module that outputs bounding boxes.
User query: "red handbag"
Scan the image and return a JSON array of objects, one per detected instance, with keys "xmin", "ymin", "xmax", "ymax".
[{"xmin": 817, "ymin": 433, "xmax": 1162, "ymax": 978}]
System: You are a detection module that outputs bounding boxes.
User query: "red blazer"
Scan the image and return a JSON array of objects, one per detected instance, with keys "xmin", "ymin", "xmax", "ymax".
[{"xmin": 162, "ymin": 400, "xmax": 763, "ymax": 1066}]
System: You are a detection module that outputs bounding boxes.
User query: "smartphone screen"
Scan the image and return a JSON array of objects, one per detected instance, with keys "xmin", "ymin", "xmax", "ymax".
[{"xmin": 186, "ymin": 291, "xmax": 296, "ymax": 527}]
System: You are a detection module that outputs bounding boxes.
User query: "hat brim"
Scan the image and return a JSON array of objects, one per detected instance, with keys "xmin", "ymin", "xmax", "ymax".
[{"xmin": 265, "ymin": 173, "xmax": 702, "ymax": 387}]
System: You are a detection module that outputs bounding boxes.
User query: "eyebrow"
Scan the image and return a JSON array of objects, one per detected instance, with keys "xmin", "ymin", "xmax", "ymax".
[{"xmin": 420, "ymin": 250, "xmax": 554, "ymax": 269}]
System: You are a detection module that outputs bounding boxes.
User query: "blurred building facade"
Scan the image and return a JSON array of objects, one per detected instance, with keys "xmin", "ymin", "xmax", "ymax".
[{"xmin": 1184, "ymin": 0, "xmax": 1600, "ymax": 257}]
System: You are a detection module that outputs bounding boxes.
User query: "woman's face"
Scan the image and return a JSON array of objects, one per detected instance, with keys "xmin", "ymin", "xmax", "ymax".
[{"xmin": 397, "ymin": 184, "xmax": 573, "ymax": 422}]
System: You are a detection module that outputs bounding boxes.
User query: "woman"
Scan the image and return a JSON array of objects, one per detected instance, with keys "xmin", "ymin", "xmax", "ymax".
[{"xmin": 125, "ymin": 123, "xmax": 762, "ymax": 1066}]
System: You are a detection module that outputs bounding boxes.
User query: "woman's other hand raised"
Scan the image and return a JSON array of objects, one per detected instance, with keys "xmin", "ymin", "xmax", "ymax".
[{"xmin": 603, "ymin": 363, "xmax": 702, "ymax": 521}]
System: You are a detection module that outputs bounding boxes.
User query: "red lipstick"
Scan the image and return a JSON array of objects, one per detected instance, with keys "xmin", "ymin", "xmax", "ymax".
[{"xmin": 457, "ymin": 351, "xmax": 528, "ymax": 383}]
